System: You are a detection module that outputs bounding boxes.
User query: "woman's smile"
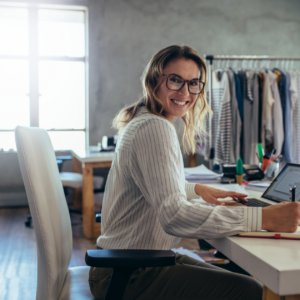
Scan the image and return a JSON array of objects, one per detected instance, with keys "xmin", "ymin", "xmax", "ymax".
[{"xmin": 171, "ymin": 99, "xmax": 190, "ymax": 106}]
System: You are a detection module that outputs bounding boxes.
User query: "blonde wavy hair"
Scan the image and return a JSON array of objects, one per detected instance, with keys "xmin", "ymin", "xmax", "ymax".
[{"xmin": 112, "ymin": 45, "xmax": 212, "ymax": 154}]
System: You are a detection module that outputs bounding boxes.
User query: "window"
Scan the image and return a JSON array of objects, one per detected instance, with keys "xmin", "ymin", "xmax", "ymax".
[{"xmin": 0, "ymin": 4, "xmax": 88, "ymax": 151}]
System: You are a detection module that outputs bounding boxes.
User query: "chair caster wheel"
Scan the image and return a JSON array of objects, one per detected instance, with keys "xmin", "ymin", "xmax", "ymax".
[
  {"xmin": 25, "ymin": 220, "xmax": 31, "ymax": 227},
  {"xmin": 25, "ymin": 215, "xmax": 32, "ymax": 227}
]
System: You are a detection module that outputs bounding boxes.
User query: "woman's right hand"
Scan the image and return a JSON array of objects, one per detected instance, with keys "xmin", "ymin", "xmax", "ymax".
[{"xmin": 262, "ymin": 202, "xmax": 300, "ymax": 232}]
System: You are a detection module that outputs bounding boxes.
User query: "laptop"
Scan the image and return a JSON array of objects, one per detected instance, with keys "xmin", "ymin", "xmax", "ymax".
[{"xmin": 235, "ymin": 163, "xmax": 300, "ymax": 207}]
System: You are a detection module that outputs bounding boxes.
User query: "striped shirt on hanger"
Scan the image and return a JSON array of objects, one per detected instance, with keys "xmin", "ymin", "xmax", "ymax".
[
  {"xmin": 97, "ymin": 106, "xmax": 262, "ymax": 250},
  {"xmin": 207, "ymin": 70, "xmax": 232, "ymax": 165}
]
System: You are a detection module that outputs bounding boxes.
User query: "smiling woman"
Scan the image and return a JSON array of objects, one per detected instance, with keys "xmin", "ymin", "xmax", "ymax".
[
  {"xmin": 89, "ymin": 45, "xmax": 263, "ymax": 300},
  {"xmin": 113, "ymin": 45, "xmax": 211, "ymax": 154}
]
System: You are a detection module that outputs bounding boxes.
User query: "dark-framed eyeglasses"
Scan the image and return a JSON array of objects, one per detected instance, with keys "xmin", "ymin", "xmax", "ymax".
[{"xmin": 162, "ymin": 74, "xmax": 205, "ymax": 95}]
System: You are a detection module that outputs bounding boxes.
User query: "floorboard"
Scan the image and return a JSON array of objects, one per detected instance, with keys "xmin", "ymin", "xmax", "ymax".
[{"xmin": 0, "ymin": 207, "xmax": 199, "ymax": 300}]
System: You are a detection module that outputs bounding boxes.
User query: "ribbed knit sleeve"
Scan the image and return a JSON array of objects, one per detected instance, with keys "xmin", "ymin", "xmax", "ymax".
[
  {"xmin": 130, "ymin": 118, "xmax": 262, "ymax": 239},
  {"xmin": 185, "ymin": 181, "xmax": 199, "ymax": 200}
]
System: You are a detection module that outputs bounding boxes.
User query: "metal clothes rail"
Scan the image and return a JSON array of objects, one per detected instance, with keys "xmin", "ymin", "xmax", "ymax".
[{"xmin": 203, "ymin": 55, "xmax": 300, "ymax": 170}]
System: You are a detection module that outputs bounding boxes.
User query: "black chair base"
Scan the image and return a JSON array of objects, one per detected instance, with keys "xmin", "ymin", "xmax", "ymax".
[
  {"xmin": 105, "ymin": 267, "xmax": 138, "ymax": 300},
  {"xmin": 25, "ymin": 214, "xmax": 32, "ymax": 227}
]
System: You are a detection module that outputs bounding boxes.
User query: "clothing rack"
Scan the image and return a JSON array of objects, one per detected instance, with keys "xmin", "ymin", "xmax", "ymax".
[{"xmin": 204, "ymin": 55, "xmax": 300, "ymax": 170}]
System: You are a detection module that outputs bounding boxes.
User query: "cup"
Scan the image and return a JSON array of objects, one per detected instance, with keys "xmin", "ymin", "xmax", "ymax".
[
  {"xmin": 235, "ymin": 174, "xmax": 244, "ymax": 185},
  {"xmin": 265, "ymin": 161, "xmax": 279, "ymax": 180}
]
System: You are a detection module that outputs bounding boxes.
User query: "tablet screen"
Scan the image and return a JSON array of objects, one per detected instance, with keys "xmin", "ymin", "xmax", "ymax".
[{"xmin": 262, "ymin": 163, "xmax": 300, "ymax": 203}]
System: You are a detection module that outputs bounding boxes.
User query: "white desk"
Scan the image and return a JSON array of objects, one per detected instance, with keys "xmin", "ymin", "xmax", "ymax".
[
  {"xmin": 206, "ymin": 189, "xmax": 300, "ymax": 300},
  {"xmin": 71, "ymin": 147, "xmax": 114, "ymax": 238},
  {"xmin": 71, "ymin": 146, "xmax": 115, "ymax": 164}
]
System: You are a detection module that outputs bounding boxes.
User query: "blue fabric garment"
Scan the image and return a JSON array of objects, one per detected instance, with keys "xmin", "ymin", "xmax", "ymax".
[
  {"xmin": 230, "ymin": 68, "xmax": 243, "ymax": 120},
  {"xmin": 284, "ymin": 72, "xmax": 292, "ymax": 162},
  {"xmin": 273, "ymin": 68, "xmax": 292, "ymax": 162}
]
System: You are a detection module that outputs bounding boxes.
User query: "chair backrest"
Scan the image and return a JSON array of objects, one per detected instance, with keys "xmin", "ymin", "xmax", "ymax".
[{"xmin": 15, "ymin": 126, "xmax": 73, "ymax": 300}]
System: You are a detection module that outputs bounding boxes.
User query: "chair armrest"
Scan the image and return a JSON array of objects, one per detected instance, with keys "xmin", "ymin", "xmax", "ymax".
[{"xmin": 85, "ymin": 249, "xmax": 176, "ymax": 268}]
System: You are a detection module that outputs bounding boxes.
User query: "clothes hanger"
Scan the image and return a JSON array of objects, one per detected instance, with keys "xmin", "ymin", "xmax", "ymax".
[
  {"xmin": 232, "ymin": 56, "xmax": 238, "ymax": 70},
  {"xmin": 221, "ymin": 56, "xmax": 226, "ymax": 69},
  {"xmin": 225, "ymin": 56, "xmax": 230, "ymax": 69},
  {"xmin": 266, "ymin": 59, "xmax": 271, "ymax": 72},
  {"xmin": 253, "ymin": 58, "xmax": 258, "ymax": 70},
  {"xmin": 217, "ymin": 58, "xmax": 221, "ymax": 69},
  {"xmin": 249, "ymin": 59, "xmax": 254, "ymax": 70}
]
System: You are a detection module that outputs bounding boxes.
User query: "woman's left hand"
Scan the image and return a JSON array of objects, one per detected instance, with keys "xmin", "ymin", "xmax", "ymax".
[{"xmin": 195, "ymin": 184, "xmax": 248, "ymax": 206}]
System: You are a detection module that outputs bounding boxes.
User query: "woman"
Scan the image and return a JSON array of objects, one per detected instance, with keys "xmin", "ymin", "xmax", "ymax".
[{"xmin": 89, "ymin": 45, "xmax": 263, "ymax": 300}]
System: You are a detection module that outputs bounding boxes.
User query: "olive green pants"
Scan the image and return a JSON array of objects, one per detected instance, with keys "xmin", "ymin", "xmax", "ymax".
[{"xmin": 89, "ymin": 252, "xmax": 263, "ymax": 300}]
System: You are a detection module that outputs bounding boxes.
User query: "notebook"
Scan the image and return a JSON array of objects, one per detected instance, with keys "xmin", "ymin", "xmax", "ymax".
[{"xmin": 238, "ymin": 226, "xmax": 300, "ymax": 240}]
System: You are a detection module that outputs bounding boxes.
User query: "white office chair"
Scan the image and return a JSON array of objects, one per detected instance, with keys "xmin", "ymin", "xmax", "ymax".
[
  {"xmin": 60, "ymin": 172, "xmax": 83, "ymax": 189},
  {"xmin": 15, "ymin": 126, "xmax": 94, "ymax": 300},
  {"xmin": 24, "ymin": 155, "xmax": 105, "ymax": 227}
]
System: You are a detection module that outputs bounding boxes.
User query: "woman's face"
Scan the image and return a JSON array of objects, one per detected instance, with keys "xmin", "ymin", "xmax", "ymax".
[{"xmin": 156, "ymin": 58, "xmax": 200, "ymax": 122}]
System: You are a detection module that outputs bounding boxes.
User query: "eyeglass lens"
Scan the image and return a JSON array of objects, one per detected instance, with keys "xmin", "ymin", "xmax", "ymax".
[{"xmin": 167, "ymin": 75, "xmax": 204, "ymax": 94}]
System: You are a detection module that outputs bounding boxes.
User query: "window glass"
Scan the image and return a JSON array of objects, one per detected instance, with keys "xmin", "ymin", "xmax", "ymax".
[
  {"xmin": 47, "ymin": 131, "xmax": 85, "ymax": 150},
  {"xmin": 0, "ymin": 132, "xmax": 17, "ymax": 151},
  {"xmin": 0, "ymin": 59, "xmax": 30, "ymax": 129},
  {"xmin": 39, "ymin": 60, "xmax": 85, "ymax": 129},
  {"xmin": 38, "ymin": 9, "xmax": 85, "ymax": 57},
  {"xmin": 0, "ymin": 7, "xmax": 28, "ymax": 55}
]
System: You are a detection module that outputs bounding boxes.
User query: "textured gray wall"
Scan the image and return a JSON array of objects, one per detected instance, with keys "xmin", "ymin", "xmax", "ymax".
[
  {"xmin": 1, "ymin": 0, "xmax": 300, "ymax": 144},
  {"xmin": 87, "ymin": 0, "xmax": 300, "ymax": 145},
  {"xmin": 1, "ymin": 0, "xmax": 300, "ymax": 202}
]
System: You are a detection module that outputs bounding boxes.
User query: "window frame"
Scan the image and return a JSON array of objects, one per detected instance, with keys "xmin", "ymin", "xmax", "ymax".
[{"xmin": 0, "ymin": 3, "xmax": 89, "ymax": 147}]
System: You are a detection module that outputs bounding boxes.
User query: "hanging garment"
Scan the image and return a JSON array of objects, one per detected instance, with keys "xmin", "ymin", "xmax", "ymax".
[
  {"xmin": 227, "ymin": 69, "xmax": 242, "ymax": 163},
  {"xmin": 248, "ymin": 71, "xmax": 260, "ymax": 164},
  {"xmin": 260, "ymin": 71, "xmax": 274, "ymax": 151},
  {"xmin": 238, "ymin": 70, "xmax": 260, "ymax": 164},
  {"xmin": 258, "ymin": 73, "xmax": 264, "ymax": 143},
  {"xmin": 265, "ymin": 71, "xmax": 284, "ymax": 156},
  {"xmin": 229, "ymin": 68, "xmax": 243, "ymax": 160},
  {"xmin": 273, "ymin": 68, "xmax": 291, "ymax": 161},
  {"xmin": 238, "ymin": 70, "xmax": 246, "ymax": 161},
  {"xmin": 208, "ymin": 70, "xmax": 232, "ymax": 165},
  {"xmin": 297, "ymin": 72, "xmax": 300, "ymax": 163},
  {"xmin": 289, "ymin": 70, "xmax": 300, "ymax": 162},
  {"xmin": 284, "ymin": 71, "xmax": 292, "ymax": 163},
  {"xmin": 229, "ymin": 67, "xmax": 243, "ymax": 120},
  {"xmin": 266, "ymin": 70, "xmax": 284, "ymax": 154},
  {"xmin": 238, "ymin": 70, "xmax": 249, "ymax": 162}
]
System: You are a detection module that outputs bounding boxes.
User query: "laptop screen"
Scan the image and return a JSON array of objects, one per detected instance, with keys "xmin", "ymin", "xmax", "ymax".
[{"xmin": 262, "ymin": 163, "xmax": 300, "ymax": 203}]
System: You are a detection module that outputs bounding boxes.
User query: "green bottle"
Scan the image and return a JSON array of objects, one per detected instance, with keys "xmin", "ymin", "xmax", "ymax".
[{"xmin": 257, "ymin": 143, "xmax": 264, "ymax": 163}]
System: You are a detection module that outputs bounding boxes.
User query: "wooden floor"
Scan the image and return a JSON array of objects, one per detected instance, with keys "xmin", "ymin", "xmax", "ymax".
[{"xmin": 0, "ymin": 207, "xmax": 199, "ymax": 300}]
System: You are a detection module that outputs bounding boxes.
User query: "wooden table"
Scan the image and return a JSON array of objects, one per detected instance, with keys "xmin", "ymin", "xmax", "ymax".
[
  {"xmin": 71, "ymin": 147, "xmax": 114, "ymax": 239},
  {"xmin": 205, "ymin": 188, "xmax": 300, "ymax": 300}
]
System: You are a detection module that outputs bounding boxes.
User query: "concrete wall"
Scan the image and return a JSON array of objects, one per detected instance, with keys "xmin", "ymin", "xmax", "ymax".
[
  {"xmin": 1, "ymin": 0, "xmax": 300, "ymax": 204},
  {"xmin": 87, "ymin": 0, "xmax": 300, "ymax": 145},
  {"xmin": 3, "ymin": 0, "xmax": 299, "ymax": 143}
]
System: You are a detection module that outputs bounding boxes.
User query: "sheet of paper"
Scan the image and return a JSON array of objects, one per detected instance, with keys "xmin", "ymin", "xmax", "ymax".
[
  {"xmin": 186, "ymin": 178, "xmax": 222, "ymax": 184},
  {"xmin": 184, "ymin": 164, "xmax": 223, "ymax": 178},
  {"xmin": 171, "ymin": 247, "xmax": 205, "ymax": 262},
  {"xmin": 247, "ymin": 182, "xmax": 270, "ymax": 188},
  {"xmin": 202, "ymin": 184, "xmax": 249, "ymax": 196}
]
